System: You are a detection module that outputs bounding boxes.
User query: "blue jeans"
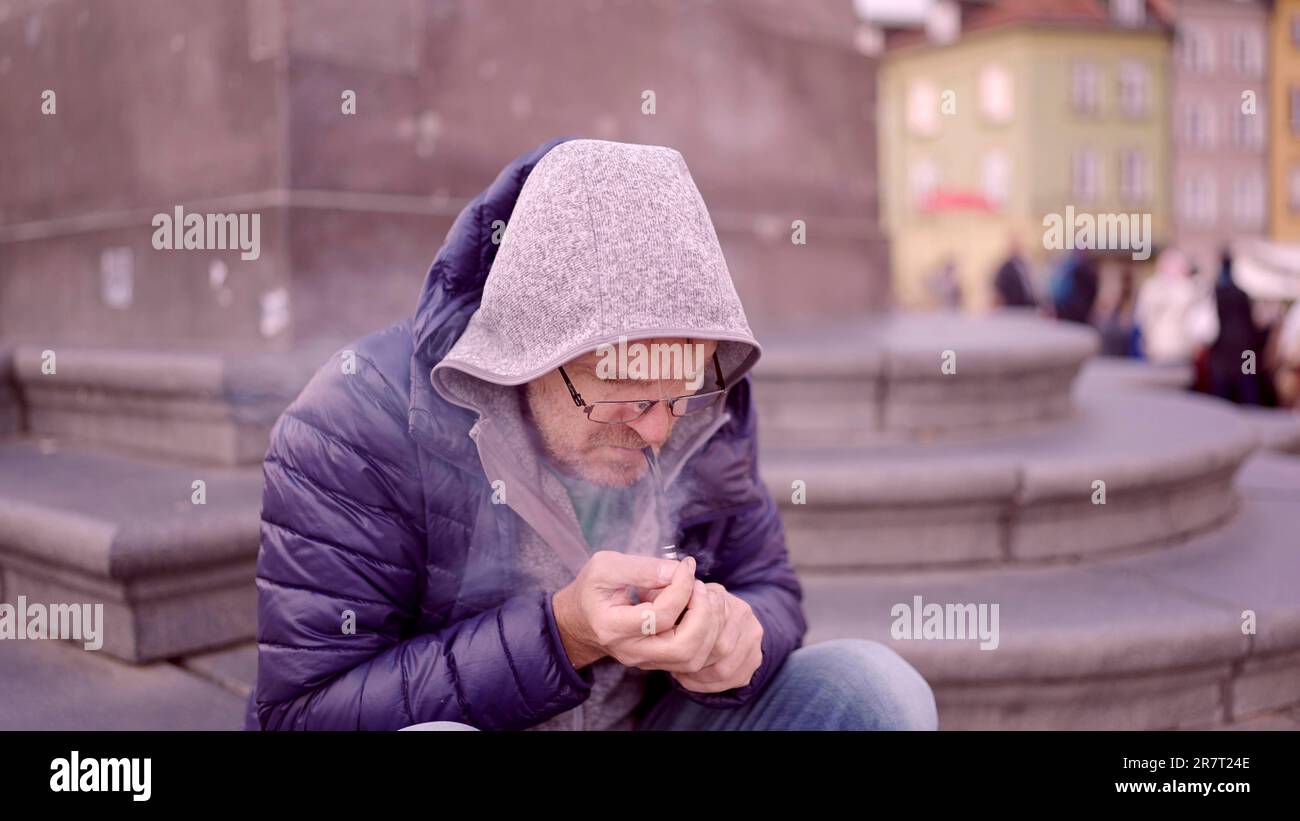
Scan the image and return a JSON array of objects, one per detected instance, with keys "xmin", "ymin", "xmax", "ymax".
[
  {"xmin": 399, "ymin": 639, "xmax": 938, "ymax": 731},
  {"xmin": 635, "ymin": 639, "xmax": 938, "ymax": 731}
]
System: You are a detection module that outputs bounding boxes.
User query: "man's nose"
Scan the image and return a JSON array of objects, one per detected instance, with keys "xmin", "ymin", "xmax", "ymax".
[{"xmin": 626, "ymin": 401, "xmax": 675, "ymax": 448}]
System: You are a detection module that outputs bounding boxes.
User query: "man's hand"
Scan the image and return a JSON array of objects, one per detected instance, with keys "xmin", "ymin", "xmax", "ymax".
[
  {"xmin": 552, "ymin": 551, "xmax": 763, "ymax": 695},
  {"xmin": 551, "ymin": 551, "xmax": 696, "ymax": 670},
  {"xmin": 663, "ymin": 582, "xmax": 764, "ymax": 694}
]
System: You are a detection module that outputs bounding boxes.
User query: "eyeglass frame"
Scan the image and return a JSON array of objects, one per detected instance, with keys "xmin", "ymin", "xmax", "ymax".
[{"xmin": 557, "ymin": 350, "xmax": 728, "ymax": 424}]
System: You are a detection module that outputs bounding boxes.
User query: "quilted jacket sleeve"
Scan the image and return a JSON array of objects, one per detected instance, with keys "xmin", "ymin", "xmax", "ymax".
[
  {"xmin": 671, "ymin": 382, "xmax": 807, "ymax": 708},
  {"xmin": 253, "ymin": 349, "xmax": 592, "ymax": 730}
]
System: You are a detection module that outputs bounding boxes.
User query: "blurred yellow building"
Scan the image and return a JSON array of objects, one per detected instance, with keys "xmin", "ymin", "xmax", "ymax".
[
  {"xmin": 877, "ymin": 1, "xmax": 1173, "ymax": 310},
  {"xmin": 1271, "ymin": 0, "xmax": 1300, "ymax": 242}
]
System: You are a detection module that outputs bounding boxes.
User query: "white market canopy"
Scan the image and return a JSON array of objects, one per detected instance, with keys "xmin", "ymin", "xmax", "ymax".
[{"xmin": 1232, "ymin": 239, "xmax": 1300, "ymax": 301}]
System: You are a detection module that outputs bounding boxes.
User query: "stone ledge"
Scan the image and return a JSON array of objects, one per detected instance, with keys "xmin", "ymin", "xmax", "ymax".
[
  {"xmin": 761, "ymin": 390, "xmax": 1258, "ymax": 568},
  {"xmin": 1079, "ymin": 358, "xmax": 1300, "ymax": 457},
  {"xmin": 1237, "ymin": 406, "xmax": 1300, "ymax": 456},
  {"xmin": 932, "ymin": 666, "xmax": 1231, "ymax": 730},
  {"xmin": 10, "ymin": 345, "xmax": 317, "ymax": 465},
  {"xmin": 753, "ymin": 312, "xmax": 1098, "ymax": 446},
  {"xmin": 1232, "ymin": 648, "xmax": 1300, "ymax": 718},
  {"xmin": 0, "ymin": 635, "xmax": 246, "ymax": 730},
  {"xmin": 0, "ymin": 440, "xmax": 262, "ymax": 662},
  {"xmin": 1074, "ymin": 357, "xmax": 1194, "ymax": 394},
  {"xmin": 799, "ymin": 484, "xmax": 1300, "ymax": 728},
  {"xmin": 1208, "ymin": 706, "xmax": 1300, "ymax": 730},
  {"xmin": 177, "ymin": 641, "xmax": 258, "ymax": 700}
]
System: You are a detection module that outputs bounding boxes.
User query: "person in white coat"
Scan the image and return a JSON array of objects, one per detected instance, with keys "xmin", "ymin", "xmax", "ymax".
[{"xmin": 1134, "ymin": 249, "xmax": 1217, "ymax": 365}]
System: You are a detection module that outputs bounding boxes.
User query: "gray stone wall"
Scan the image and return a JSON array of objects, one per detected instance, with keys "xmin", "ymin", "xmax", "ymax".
[{"xmin": 0, "ymin": 0, "xmax": 889, "ymax": 354}]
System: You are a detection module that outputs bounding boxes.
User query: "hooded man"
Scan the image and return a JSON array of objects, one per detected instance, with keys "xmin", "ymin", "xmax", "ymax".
[{"xmin": 249, "ymin": 138, "xmax": 937, "ymax": 731}]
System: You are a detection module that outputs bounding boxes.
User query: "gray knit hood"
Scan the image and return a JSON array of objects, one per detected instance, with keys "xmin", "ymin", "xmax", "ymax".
[{"xmin": 431, "ymin": 139, "xmax": 761, "ymax": 405}]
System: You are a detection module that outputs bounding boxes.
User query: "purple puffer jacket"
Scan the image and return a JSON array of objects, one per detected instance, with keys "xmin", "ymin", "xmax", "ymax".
[{"xmin": 246, "ymin": 138, "xmax": 806, "ymax": 730}]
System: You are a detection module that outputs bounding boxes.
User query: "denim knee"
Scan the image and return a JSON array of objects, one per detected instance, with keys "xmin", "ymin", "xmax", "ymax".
[{"xmin": 788, "ymin": 639, "xmax": 939, "ymax": 731}]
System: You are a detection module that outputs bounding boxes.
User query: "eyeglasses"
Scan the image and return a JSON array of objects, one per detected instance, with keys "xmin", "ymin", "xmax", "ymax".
[{"xmin": 558, "ymin": 352, "xmax": 728, "ymax": 424}]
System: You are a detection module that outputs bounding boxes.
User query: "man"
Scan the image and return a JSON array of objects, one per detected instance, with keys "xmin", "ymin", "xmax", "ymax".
[{"xmin": 248, "ymin": 138, "xmax": 937, "ymax": 731}]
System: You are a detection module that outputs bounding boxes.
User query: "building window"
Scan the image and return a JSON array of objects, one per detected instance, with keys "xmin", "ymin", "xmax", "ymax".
[
  {"xmin": 1181, "ymin": 26, "xmax": 1215, "ymax": 74},
  {"xmin": 910, "ymin": 158, "xmax": 939, "ymax": 212},
  {"xmin": 1290, "ymin": 166, "xmax": 1300, "ymax": 213},
  {"xmin": 1291, "ymin": 14, "xmax": 1300, "ymax": 48},
  {"xmin": 1232, "ymin": 174, "xmax": 1265, "ymax": 229},
  {"xmin": 982, "ymin": 150, "xmax": 1010, "ymax": 208},
  {"xmin": 926, "ymin": 0, "xmax": 961, "ymax": 45},
  {"xmin": 1231, "ymin": 106, "xmax": 1247, "ymax": 147},
  {"xmin": 906, "ymin": 79, "xmax": 940, "ymax": 137},
  {"xmin": 979, "ymin": 64, "xmax": 1014, "ymax": 123},
  {"xmin": 1228, "ymin": 29, "xmax": 1264, "ymax": 76},
  {"xmin": 1072, "ymin": 62, "xmax": 1100, "ymax": 116},
  {"xmin": 1110, "ymin": 0, "xmax": 1145, "ymax": 27},
  {"xmin": 1232, "ymin": 103, "xmax": 1265, "ymax": 149},
  {"xmin": 1183, "ymin": 102, "xmax": 1216, "ymax": 147},
  {"xmin": 1182, "ymin": 175, "xmax": 1217, "ymax": 226},
  {"xmin": 1072, "ymin": 150, "xmax": 1100, "ymax": 204},
  {"xmin": 1119, "ymin": 149, "xmax": 1149, "ymax": 205},
  {"xmin": 1291, "ymin": 86, "xmax": 1300, "ymax": 136},
  {"xmin": 1118, "ymin": 61, "xmax": 1149, "ymax": 117}
]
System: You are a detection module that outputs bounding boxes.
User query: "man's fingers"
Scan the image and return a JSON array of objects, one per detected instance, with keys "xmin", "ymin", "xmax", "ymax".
[
  {"xmin": 704, "ymin": 594, "xmax": 740, "ymax": 666},
  {"xmin": 588, "ymin": 551, "xmax": 680, "ymax": 589},
  {"xmin": 598, "ymin": 603, "xmax": 660, "ymax": 641},
  {"xmin": 644, "ymin": 580, "xmax": 723, "ymax": 672},
  {"xmin": 591, "ymin": 556, "xmax": 695, "ymax": 643},
  {"xmin": 633, "ymin": 586, "xmax": 664, "ymax": 604},
  {"xmin": 647, "ymin": 556, "xmax": 696, "ymax": 629},
  {"xmin": 677, "ymin": 637, "xmax": 762, "ymax": 692}
]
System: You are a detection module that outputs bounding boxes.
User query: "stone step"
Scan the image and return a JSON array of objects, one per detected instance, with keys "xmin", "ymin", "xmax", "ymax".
[
  {"xmin": 1072, "ymin": 357, "xmax": 1194, "ymax": 394},
  {"xmin": 751, "ymin": 311, "xmax": 1098, "ymax": 447},
  {"xmin": 760, "ymin": 388, "xmax": 1257, "ymax": 569},
  {"xmin": 0, "ymin": 633, "xmax": 247, "ymax": 730},
  {"xmin": 1237, "ymin": 405, "xmax": 1300, "ymax": 456},
  {"xmin": 0, "ymin": 438, "xmax": 261, "ymax": 662},
  {"xmin": 176, "ymin": 641, "xmax": 259, "ymax": 701},
  {"xmin": 1078, "ymin": 356, "xmax": 1300, "ymax": 457},
  {"xmin": 9, "ymin": 344, "xmax": 319, "ymax": 466},
  {"xmin": 798, "ymin": 452, "xmax": 1300, "ymax": 729}
]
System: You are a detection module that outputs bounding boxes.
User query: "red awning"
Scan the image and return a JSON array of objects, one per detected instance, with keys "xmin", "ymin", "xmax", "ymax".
[{"xmin": 921, "ymin": 189, "xmax": 997, "ymax": 213}]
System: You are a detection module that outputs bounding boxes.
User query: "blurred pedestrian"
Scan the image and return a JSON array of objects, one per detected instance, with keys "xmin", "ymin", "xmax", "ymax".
[
  {"xmin": 992, "ymin": 235, "xmax": 1037, "ymax": 308},
  {"xmin": 1099, "ymin": 266, "xmax": 1139, "ymax": 357},
  {"xmin": 1208, "ymin": 250, "xmax": 1268, "ymax": 405},
  {"xmin": 1271, "ymin": 300, "xmax": 1300, "ymax": 408},
  {"xmin": 928, "ymin": 257, "xmax": 963, "ymax": 310},
  {"xmin": 1133, "ymin": 248, "xmax": 1217, "ymax": 365},
  {"xmin": 1050, "ymin": 250, "xmax": 1099, "ymax": 325}
]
